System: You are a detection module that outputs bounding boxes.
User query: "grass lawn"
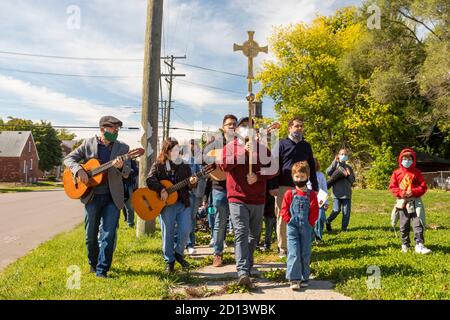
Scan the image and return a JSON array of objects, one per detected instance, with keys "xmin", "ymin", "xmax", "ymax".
[
  {"xmin": 0, "ymin": 181, "xmax": 63, "ymax": 193},
  {"xmin": 0, "ymin": 189, "xmax": 449, "ymax": 300}
]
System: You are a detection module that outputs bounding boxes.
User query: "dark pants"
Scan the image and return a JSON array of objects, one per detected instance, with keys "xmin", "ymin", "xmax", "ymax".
[
  {"xmin": 84, "ymin": 193, "xmax": 120, "ymax": 276},
  {"xmin": 263, "ymin": 216, "xmax": 276, "ymax": 248},
  {"xmin": 399, "ymin": 209, "xmax": 424, "ymax": 246}
]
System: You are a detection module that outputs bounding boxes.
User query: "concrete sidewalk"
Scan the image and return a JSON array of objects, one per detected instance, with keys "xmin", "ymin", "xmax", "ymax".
[{"xmin": 174, "ymin": 245, "xmax": 351, "ymax": 300}]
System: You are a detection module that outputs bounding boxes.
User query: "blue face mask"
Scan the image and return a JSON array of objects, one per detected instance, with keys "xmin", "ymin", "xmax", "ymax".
[
  {"xmin": 402, "ymin": 159, "xmax": 413, "ymax": 169},
  {"xmin": 339, "ymin": 154, "xmax": 348, "ymax": 162},
  {"xmin": 291, "ymin": 132, "xmax": 303, "ymax": 140}
]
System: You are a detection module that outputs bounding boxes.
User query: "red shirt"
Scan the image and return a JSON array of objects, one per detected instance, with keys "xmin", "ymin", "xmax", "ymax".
[
  {"xmin": 280, "ymin": 188, "xmax": 319, "ymax": 226},
  {"xmin": 220, "ymin": 138, "xmax": 277, "ymax": 205}
]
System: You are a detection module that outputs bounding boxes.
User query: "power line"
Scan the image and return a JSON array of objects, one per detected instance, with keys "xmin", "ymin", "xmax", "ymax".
[
  {"xmin": 175, "ymin": 62, "xmax": 246, "ymax": 78},
  {"xmin": 0, "ymin": 97, "xmax": 139, "ymax": 108},
  {"xmin": 178, "ymin": 79, "xmax": 246, "ymax": 95},
  {"xmin": 0, "ymin": 50, "xmax": 141, "ymax": 62},
  {"xmin": 0, "ymin": 66, "xmax": 141, "ymax": 78},
  {"xmin": 0, "ymin": 124, "xmax": 139, "ymax": 130},
  {"xmin": 0, "ymin": 50, "xmax": 246, "ymax": 77}
]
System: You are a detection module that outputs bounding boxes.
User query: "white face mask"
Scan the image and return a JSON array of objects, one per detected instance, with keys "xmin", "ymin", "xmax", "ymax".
[
  {"xmin": 237, "ymin": 126, "xmax": 249, "ymax": 140},
  {"xmin": 169, "ymin": 146, "xmax": 180, "ymax": 162}
]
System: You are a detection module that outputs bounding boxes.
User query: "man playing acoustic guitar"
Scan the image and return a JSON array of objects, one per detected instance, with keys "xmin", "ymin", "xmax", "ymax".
[{"xmin": 64, "ymin": 116, "xmax": 131, "ymax": 278}]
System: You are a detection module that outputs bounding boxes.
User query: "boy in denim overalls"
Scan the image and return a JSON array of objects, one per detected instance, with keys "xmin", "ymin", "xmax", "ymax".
[{"xmin": 280, "ymin": 161, "xmax": 319, "ymax": 289}]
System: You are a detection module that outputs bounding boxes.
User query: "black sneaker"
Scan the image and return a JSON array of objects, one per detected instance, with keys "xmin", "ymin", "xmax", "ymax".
[
  {"xmin": 326, "ymin": 223, "xmax": 332, "ymax": 232},
  {"xmin": 174, "ymin": 252, "xmax": 191, "ymax": 269},
  {"xmin": 96, "ymin": 272, "xmax": 107, "ymax": 278},
  {"xmin": 89, "ymin": 265, "xmax": 96, "ymax": 273},
  {"xmin": 165, "ymin": 262, "xmax": 175, "ymax": 274}
]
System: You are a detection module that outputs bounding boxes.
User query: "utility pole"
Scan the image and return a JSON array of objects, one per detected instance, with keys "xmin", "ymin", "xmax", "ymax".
[
  {"xmin": 162, "ymin": 55, "xmax": 185, "ymax": 138},
  {"xmin": 137, "ymin": 0, "xmax": 163, "ymax": 237}
]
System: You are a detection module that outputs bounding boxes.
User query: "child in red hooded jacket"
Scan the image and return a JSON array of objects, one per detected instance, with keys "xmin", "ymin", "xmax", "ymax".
[{"xmin": 389, "ymin": 148, "xmax": 431, "ymax": 254}]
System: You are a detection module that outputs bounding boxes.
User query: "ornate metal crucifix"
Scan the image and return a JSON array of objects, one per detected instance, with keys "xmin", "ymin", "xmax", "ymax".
[
  {"xmin": 233, "ymin": 31, "xmax": 268, "ymax": 93},
  {"xmin": 233, "ymin": 31, "xmax": 268, "ymax": 174}
]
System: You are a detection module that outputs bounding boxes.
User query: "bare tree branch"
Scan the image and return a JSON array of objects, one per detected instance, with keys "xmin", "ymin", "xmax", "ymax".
[{"xmin": 397, "ymin": 9, "xmax": 442, "ymax": 41}]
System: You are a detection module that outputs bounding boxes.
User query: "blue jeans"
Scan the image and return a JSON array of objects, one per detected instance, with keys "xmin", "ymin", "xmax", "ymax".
[
  {"xmin": 314, "ymin": 207, "xmax": 327, "ymax": 240},
  {"xmin": 207, "ymin": 209, "xmax": 216, "ymax": 238},
  {"xmin": 84, "ymin": 193, "xmax": 120, "ymax": 275},
  {"xmin": 326, "ymin": 198, "xmax": 352, "ymax": 230},
  {"xmin": 212, "ymin": 189, "xmax": 230, "ymax": 255},
  {"xmin": 159, "ymin": 201, "xmax": 191, "ymax": 264},
  {"xmin": 187, "ymin": 193, "xmax": 202, "ymax": 248},
  {"xmin": 229, "ymin": 202, "xmax": 264, "ymax": 277},
  {"xmin": 123, "ymin": 183, "xmax": 135, "ymax": 227},
  {"xmin": 286, "ymin": 215, "xmax": 313, "ymax": 281}
]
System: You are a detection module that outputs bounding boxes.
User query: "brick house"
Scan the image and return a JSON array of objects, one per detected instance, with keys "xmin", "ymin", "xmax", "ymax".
[{"xmin": 0, "ymin": 131, "xmax": 42, "ymax": 183}]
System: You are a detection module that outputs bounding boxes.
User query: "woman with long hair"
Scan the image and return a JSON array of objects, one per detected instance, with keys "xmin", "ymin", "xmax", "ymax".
[{"xmin": 146, "ymin": 137, "xmax": 198, "ymax": 273}]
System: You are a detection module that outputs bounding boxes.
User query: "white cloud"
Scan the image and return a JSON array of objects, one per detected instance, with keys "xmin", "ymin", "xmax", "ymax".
[{"xmin": 0, "ymin": 74, "xmax": 137, "ymax": 125}]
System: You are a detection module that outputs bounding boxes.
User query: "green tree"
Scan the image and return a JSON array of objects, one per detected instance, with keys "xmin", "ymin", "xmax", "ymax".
[
  {"xmin": 57, "ymin": 129, "xmax": 76, "ymax": 141},
  {"xmin": 257, "ymin": 8, "xmax": 363, "ymax": 167},
  {"xmin": 257, "ymin": 2, "xmax": 449, "ymax": 188}
]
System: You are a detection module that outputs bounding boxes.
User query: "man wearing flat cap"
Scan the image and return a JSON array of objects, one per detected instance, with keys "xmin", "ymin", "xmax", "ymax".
[{"xmin": 64, "ymin": 115, "xmax": 131, "ymax": 278}]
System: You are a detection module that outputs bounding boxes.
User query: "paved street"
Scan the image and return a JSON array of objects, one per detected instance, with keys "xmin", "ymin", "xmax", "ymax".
[{"xmin": 0, "ymin": 190, "xmax": 84, "ymax": 271}]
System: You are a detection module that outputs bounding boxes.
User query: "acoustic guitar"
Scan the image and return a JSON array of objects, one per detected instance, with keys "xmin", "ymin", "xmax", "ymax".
[
  {"xmin": 132, "ymin": 164, "xmax": 216, "ymax": 221},
  {"xmin": 63, "ymin": 148, "xmax": 144, "ymax": 199},
  {"xmin": 207, "ymin": 121, "xmax": 281, "ymax": 181}
]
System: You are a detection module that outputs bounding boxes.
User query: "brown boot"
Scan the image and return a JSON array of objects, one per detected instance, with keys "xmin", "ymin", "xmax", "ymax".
[{"xmin": 212, "ymin": 254, "xmax": 223, "ymax": 267}]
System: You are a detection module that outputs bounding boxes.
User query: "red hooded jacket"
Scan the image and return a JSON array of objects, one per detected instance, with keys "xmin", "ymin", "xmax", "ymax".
[{"xmin": 389, "ymin": 148, "xmax": 427, "ymax": 198}]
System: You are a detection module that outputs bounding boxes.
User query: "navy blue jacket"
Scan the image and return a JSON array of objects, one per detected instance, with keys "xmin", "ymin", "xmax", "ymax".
[{"xmin": 268, "ymin": 137, "xmax": 318, "ymax": 191}]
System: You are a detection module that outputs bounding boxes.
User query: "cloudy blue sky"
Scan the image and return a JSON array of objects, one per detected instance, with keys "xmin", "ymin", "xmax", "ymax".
[{"xmin": 0, "ymin": 0, "xmax": 363, "ymax": 148}]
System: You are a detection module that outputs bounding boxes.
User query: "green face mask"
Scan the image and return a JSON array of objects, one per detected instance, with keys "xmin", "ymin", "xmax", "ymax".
[{"xmin": 104, "ymin": 131, "xmax": 118, "ymax": 143}]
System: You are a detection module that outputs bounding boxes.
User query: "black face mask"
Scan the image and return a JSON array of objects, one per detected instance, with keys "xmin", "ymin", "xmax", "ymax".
[{"xmin": 293, "ymin": 179, "xmax": 308, "ymax": 188}]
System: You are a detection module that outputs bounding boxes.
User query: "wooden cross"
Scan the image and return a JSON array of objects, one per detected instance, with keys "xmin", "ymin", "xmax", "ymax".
[{"xmin": 233, "ymin": 31, "xmax": 268, "ymax": 92}]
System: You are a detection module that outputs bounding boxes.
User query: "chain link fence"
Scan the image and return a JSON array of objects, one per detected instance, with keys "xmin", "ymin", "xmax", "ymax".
[{"xmin": 422, "ymin": 171, "xmax": 450, "ymax": 190}]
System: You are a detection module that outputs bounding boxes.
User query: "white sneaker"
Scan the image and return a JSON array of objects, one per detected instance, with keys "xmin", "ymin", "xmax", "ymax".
[
  {"xmin": 187, "ymin": 247, "xmax": 196, "ymax": 255},
  {"xmin": 290, "ymin": 281, "xmax": 300, "ymax": 290},
  {"xmin": 415, "ymin": 243, "xmax": 431, "ymax": 254},
  {"xmin": 208, "ymin": 239, "xmax": 214, "ymax": 247},
  {"xmin": 401, "ymin": 245, "xmax": 409, "ymax": 253}
]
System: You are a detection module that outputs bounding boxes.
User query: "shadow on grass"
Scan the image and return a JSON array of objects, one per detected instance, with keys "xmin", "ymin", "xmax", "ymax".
[
  {"xmin": 426, "ymin": 244, "xmax": 450, "ymax": 254},
  {"xmin": 313, "ymin": 243, "xmax": 397, "ymax": 261},
  {"xmin": 314, "ymin": 262, "xmax": 426, "ymax": 283}
]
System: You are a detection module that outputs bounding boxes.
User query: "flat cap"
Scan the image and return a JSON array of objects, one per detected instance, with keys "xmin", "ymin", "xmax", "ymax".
[{"xmin": 99, "ymin": 115, "xmax": 123, "ymax": 127}]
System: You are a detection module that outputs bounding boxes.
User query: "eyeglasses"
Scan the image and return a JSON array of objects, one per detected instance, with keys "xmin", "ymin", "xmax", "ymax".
[{"xmin": 224, "ymin": 122, "xmax": 236, "ymax": 127}]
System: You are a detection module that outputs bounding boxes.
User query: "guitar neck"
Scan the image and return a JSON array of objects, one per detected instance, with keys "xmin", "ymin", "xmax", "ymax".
[
  {"xmin": 89, "ymin": 154, "xmax": 128, "ymax": 177},
  {"xmin": 166, "ymin": 170, "xmax": 207, "ymax": 194}
]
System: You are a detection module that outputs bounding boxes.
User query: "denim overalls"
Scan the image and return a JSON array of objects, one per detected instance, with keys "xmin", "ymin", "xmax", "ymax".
[{"xmin": 286, "ymin": 189, "xmax": 313, "ymax": 281}]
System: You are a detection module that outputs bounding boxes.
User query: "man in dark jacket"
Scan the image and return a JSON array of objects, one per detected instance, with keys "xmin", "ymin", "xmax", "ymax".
[{"xmin": 268, "ymin": 117, "xmax": 318, "ymax": 257}]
